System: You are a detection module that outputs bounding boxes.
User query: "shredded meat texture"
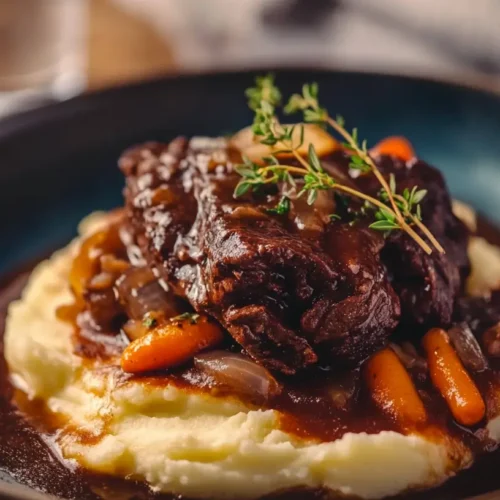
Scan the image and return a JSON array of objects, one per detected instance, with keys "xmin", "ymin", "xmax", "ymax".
[
  {"xmin": 119, "ymin": 137, "xmax": 469, "ymax": 373},
  {"xmin": 325, "ymin": 152, "xmax": 470, "ymax": 330},
  {"xmin": 379, "ymin": 158, "xmax": 469, "ymax": 329}
]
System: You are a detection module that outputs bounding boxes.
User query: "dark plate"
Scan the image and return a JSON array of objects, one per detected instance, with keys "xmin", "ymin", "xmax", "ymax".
[{"xmin": 1, "ymin": 69, "xmax": 500, "ymax": 499}]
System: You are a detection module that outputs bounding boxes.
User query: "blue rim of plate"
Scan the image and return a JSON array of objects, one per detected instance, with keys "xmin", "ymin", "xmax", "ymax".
[{"xmin": 0, "ymin": 67, "xmax": 500, "ymax": 500}]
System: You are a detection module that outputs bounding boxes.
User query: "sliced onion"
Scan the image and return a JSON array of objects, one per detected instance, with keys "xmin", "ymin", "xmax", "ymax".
[
  {"xmin": 123, "ymin": 319, "xmax": 149, "ymax": 341},
  {"xmin": 115, "ymin": 267, "xmax": 177, "ymax": 319},
  {"xmin": 448, "ymin": 322, "xmax": 488, "ymax": 372},
  {"xmin": 231, "ymin": 124, "xmax": 338, "ymax": 163},
  {"xmin": 291, "ymin": 192, "xmax": 334, "ymax": 236},
  {"xmin": 328, "ymin": 371, "xmax": 358, "ymax": 410},
  {"xmin": 194, "ymin": 351, "xmax": 281, "ymax": 402},
  {"xmin": 134, "ymin": 281, "xmax": 172, "ymax": 318},
  {"xmin": 122, "ymin": 310, "xmax": 169, "ymax": 342},
  {"xmin": 390, "ymin": 342, "xmax": 428, "ymax": 372}
]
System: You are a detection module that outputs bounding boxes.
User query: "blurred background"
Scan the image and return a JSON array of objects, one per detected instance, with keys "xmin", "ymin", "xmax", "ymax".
[{"xmin": 0, "ymin": 0, "xmax": 500, "ymax": 119}]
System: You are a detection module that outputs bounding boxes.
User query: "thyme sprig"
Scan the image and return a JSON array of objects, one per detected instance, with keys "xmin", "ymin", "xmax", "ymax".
[
  {"xmin": 173, "ymin": 312, "xmax": 200, "ymax": 325},
  {"xmin": 234, "ymin": 75, "xmax": 445, "ymax": 255},
  {"xmin": 285, "ymin": 82, "xmax": 444, "ymax": 254}
]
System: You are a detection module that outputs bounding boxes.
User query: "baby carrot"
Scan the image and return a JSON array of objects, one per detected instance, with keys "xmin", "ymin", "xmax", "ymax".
[
  {"xmin": 371, "ymin": 136, "xmax": 415, "ymax": 162},
  {"xmin": 365, "ymin": 348, "xmax": 427, "ymax": 426},
  {"xmin": 423, "ymin": 328, "xmax": 485, "ymax": 426},
  {"xmin": 121, "ymin": 315, "xmax": 224, "ymax": 373}
]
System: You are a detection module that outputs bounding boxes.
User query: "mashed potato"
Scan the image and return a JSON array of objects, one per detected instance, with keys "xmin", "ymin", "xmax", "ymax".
[{"xmin": 6, "ymin": 209, "xmax": 498, "ymax": 499}]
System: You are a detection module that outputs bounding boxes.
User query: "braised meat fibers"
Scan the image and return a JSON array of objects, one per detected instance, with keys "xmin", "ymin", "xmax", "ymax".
[
  {"xmin": 332, "ymin": 152, "xmax": 470, "ymax": 329},
  {"xmin": 120, "ymin": 137, "xmax": 469, "ymax": 373}
]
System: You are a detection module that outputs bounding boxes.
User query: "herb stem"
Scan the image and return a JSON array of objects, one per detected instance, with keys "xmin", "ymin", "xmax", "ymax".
[
  {"xmin": 331, "ymin": 185, "xmax": 431, "ymax": 254},
  {"xmin": 332, "ymin": 184, "xmax": 394, "ymax": 215},
  {"xmin": 393, "ymin": 194, "xmax": 445, "ymax": 254},
  {"xmin": 327, "ymin": 116, "xmax": 442, "ymax": 255},
  {"xmin": 259, "ymin": 164, "xmax": 391, "ymax": 212},
  {"xmin": 273, "ymin": 121, "xmax": 311, "ymax": 172},
  {"xmin": 257, "ymin": 163, "xmax": 401, "ymax": 224},
  {"xmin": 397, "ymin": 219, "xmax": 433, "ymax": 255},
  {"xmin": 256, "ymin": 148, "xmax": 434, "ymax": 254},
  {"xmin": 326, "ymin": 117, "xmax": 403, "ymax": 224},
  {"xmin": 257, "ymin": 165, "xmax": 308, "ymax": 176},
  {"xmin": 412, "ymin": 217, "xmax": 445, "ymax": 254},
  {"xmin": 291, "ymin": 149, "xmax": 313, "ymax": 171},
  {"xmin": 239, "ymin": 75, "xmax": 445, "ymax": 256}
]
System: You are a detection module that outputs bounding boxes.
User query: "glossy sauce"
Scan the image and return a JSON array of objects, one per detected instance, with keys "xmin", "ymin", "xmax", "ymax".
[{"xmin": 2, "ymin": 218, "xmax": 500, "ymax": 499}]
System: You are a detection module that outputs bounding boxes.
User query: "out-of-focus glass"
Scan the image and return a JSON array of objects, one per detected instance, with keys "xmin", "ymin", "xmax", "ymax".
[{"xmin": 0, "ymin": 0, "xmax": 87, "ymax": 117}]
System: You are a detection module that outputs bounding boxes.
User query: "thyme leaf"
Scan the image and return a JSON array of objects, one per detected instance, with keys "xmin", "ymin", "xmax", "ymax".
[{"xmin": 233, "ymin": 74, "xmax": 445, "ymax": 255}]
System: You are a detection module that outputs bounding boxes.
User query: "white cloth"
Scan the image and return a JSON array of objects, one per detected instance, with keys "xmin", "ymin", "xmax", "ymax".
[{"xmin": 114, "ymin": 0, "xmax": 500, "ymax": 89}]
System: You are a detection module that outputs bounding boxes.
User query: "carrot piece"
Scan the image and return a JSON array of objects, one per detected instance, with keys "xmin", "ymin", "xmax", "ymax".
[
  {"xmin": 121, "ymin": 315, "xmax": 224, "ymax": 373},
  {"xmin": 423, "ymin": 328, "xmax": 485, "ymax": 426},
  {"xmin": 371, "ymin": 136, "xmax": 415, "ymax": 162},
  {"xmin": 365, "ymin": 348, "xmax": 427, "ymax": 426}
]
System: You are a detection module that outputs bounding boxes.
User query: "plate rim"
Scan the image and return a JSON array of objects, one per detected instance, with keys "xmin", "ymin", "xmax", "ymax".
[
  {"xmin": 1, "ymin": 65, "xmax": 499, "ymax": 145},
  {"xmin": 1, "ymin": 65, "xmax": 500, "ymax": 500}
]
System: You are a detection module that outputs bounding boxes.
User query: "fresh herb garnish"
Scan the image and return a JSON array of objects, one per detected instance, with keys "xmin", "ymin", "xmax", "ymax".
[
  {"xmin": 265, "ymin": 196, "xmax": 291, "ymax": 215},
  {"xmin": 173, "ymin": 312, "xmax": 201, "ymax": 325},
  {"xmin": 142, "ymin": 315, "xmax": 158, "ymax": 329},
  {"xmin": 233, "ymin": 75, "xmax": 444, "ymax": 255}
]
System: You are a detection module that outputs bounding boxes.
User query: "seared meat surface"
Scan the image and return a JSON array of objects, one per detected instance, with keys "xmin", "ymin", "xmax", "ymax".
[
  {"xmin": 378, "ymin": 157, "xmax": 469, "ymax": 329},
  {"xmin": 119, "ymin": 137, "xmax": 469, "ymax": 373},
  {"xmin": 328, "ymin": 152, "xmax": 470, "ymax": 329},
  {"xmin": 322, "ymin": 152, "xmax": 470, "ymax": 330}
]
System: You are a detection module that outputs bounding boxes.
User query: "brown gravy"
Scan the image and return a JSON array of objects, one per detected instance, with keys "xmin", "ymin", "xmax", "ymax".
[{"xmin": 2, "ymin": 218, "xmax": 500, "ymax": 500}]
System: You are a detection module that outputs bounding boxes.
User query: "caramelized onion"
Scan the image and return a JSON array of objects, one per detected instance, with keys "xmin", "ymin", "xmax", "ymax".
[
  {"xmin": 194, "ymin": 351, "xmax": 281, "ymax": 402},
  {"xmin": 328, "ymin": 371, "xmax": 358, "ymax": 410},
  {"xmin": 69, "ymin": 224, "xmax": 122, "ymax": 300},
  {"xmin": 390, "ymin": 342, "xmax": 428, "ymax": 372},
  {"xmin": 231, "ymin": 124, "xmax": 338, "ymax": 163},
  {"xmin": 84, "ymin": 286, "xmax": 123, "ymax": 332},
  {"xmin": 448, "ymin": 322, "xmax": 488, "ymax": 372},
  {"xmin": 115, "ymin": 267, "xmax": 178, "ymax": 320},
  {"xmin": 291, "ymin": 191, "xmax": 334, "ymax": 236},
  {"xmin": 123, "ymin": 311, "xmax": 167, "ymax": 342},
  {"xmin": 123, "ymin": 319, "xmax": 149, "ymax": 342}
]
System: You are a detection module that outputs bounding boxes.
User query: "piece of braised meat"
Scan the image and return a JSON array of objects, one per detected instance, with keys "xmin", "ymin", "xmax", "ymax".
[
  {"xmin": 324, "ymin": 152, "xmax": 470, "ymax": 330},
  {"xmin": 120, "ymin": 138, "xmax": 401, "ymax": 373},
  {"xmin": 381, "ymin": 158, "xmax": 468, "ymax": 329}
]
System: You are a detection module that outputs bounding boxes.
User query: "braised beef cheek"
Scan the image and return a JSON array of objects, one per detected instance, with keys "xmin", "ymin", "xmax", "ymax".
[
  {"xmin": 120, "ymin": 139, "xmax": 469, "ymax": 374},
  {"xmin": 325, "ymin": 152, "xmax": 470, "ymax": 331},
  {"xmin": 379, "ymin": 158, "xmax": 469, "ymax": 329}
]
